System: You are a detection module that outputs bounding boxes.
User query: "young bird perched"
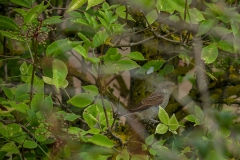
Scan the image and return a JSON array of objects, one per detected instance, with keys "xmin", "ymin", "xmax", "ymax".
[{"xmin": 130, "ymin": 81, "xmax": 176, "ymax": 122}]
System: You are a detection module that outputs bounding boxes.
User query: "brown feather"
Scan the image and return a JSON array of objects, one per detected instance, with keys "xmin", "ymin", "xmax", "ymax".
[{"xmin": 130, "ymin": 93, "xmax": 164, "ymax": 112}]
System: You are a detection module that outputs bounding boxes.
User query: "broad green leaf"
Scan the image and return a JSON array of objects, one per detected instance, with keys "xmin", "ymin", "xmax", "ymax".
[
  {"xmin": 15, "ymin": 83, "xmax": 30, "ymax": 100},
  {"xmin": 73, "ymin": 45, "xmax": 87, "ymax": 58},
  {"xmin": 67, "ymin": 0, "xmax": 87, "ymax": 12},
  {"xmin": 180, "ymin": 8, "xmax": 205, "ymax": 24},
  {"xmin": 234, "ymin": 33, "xmax": 240, "ymax": 52},
  {"xmin": 77, "ymin": 32, "xmax": 92, "ymax": 46},
  {"xmin": 196, "ymin": 19, "xmax": 217, "ymax": 36},
  {"xmin": 136, "ymin": 60, "xmax": 165, "ymax": 74},
  {"xmin": 83, "ymin": 112, "xmax": 98, "ymax": 128},
  {"xmin": 217, "ymin": 40, "xmax": 234, "ymax": 53},
  {"xmin": 2, "ymin": 87, "xmax": 13, "ymax": 100},
  {"xmin": 0, "ymin": 30, "xmax": 25, "ymax": 42},
  {"xmin": 157, "ymin": 0, "xmax": 174, "ymax": 14},
  {"xmin": 10, "ymin": 0, "xmax": 33, "ymax": 8},
  {"xmin": 20, "ymin": 61, "xmax": 28, "ymax": 75},
  {"xmin": 211, "ymin": 27, "xmax": 231, "ymax": 37},
  {"xmin": 31, "ymin": 93, "xmax": 44, "ymax": 112},
  {"xmin": 0, "ymin": 142, "xmax": 19, "ymax": 154},
  {"xmin": 40, "ymin": 95, "xmax": 53, "ymax": 115},
  {"xmin": 64, "ymin": 113, "xmax": 80, "ymax": 121},
  {"xmin": 168, "ymin": 0, "xmax": 186, "ymax": 12},
  {"xmin": 195, "ymin": 105, "xmax": 204, "ymax": 120},
  {"xmin": 68, "ymin": 127, "xmax": 87, "ymax": 136},
  {"xmin": 7, "ymin": 101, "xmax": 28, "ymax": 114},
  {"xmin": 115, "ymin": 59, "xmax": 140, "ymax": 71},
  {"xmin": 42, "ymin": 76, "xmax": 54, "ymax": 86},
  {"xmin": 201, "ymin": 44, "xmax": 218, "ymax": 64},
  {"xmin": 87, "ymin": 128, "xmax": 100, "ymax": 134},
  {"xmin": 46, "ymin": 38, "xmax": 82, "ymax": 57},
  {"xmin": 184, "ymin": 114, "xmax": 197, "ymax": 122},
  {"xmin": 93, "ymin": 30, "xmax": 109, "ymax": 47},
  {"xmin": 87, "ymin": 0, "xmax": 103, "ymax": 10},
  {"xmin": 231, "ymin": 21, "xmax": 239, "ymax": 35},
  {"xmin": 146, "ymin": 10, "xmax": 158, "ymax": 25},
  {"xmin": 145, "ymin": 134, "xmax": 154, "ymax": 145},
  {"xmin": 52, "ymin": 59, "xmax": 68, "ymax": 89},
  {"xmin": 23, "ymin": 140, "xmax": 37, "ymax": 149},
  {"xmin": 88, "ymin": 134, "xmax": 114, "ymax": 148},
  {"xmin": 168, "ymin": 114, "xmax": 179, "ymax": 131},
  {"xmin": 158, "ymin": 107, "xmax": 169, "ymax": 125},
  {"xmin": 116, "ymin": 6, "xmax": 135, "ymax": 21},
  {"xmin": 68, "ymin": 93, "xmax": 94, "ymax": 108},
  {"xmin": 155, "ymin": 123, "xmax": 168, "ymax": 134},
  {"xmin": 13, "ymin": 8, "xmax": 27, "ymax": 17},
  {"xmin": 24, "ymin": 2, "xmax": 48, "ymax": 24},
  {"xmin": 116, "ymin": 149, "xmax": 130, "ymax": 160},
  {"xmin": 42, "ymin": 16, "xmax": 62, "ymax": 25},
  {"xmin": 169, "ymin": 14, "xmax": 179, "ymax": 22},
  {"xmin": 82, "ymin": 85, "xmax": 99, "ymax": 96},
  {"xmin": 127, "ymin": 51, "xmax": 145, "ymax": 61},
  {"xmin": 152, "ymin": 140, "xmax": 165, "ymax": 150},
  {"xmin": 0, "ymin": 15, "xmax": 18, "ymax": 30},
  {"xmin": 159, "ymin": 64, "xmax": 174, "ymax": 76}
]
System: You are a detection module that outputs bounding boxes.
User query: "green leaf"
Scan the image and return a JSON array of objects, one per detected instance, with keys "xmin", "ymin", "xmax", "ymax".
[
  {"xmin": 169, "ymin": 14, "xmax": 179, "ymax": 22},
  {"xmin": 52, "ymin": 59, "xmax": 68, "ymax": 89},
  {"xmin": 68, "ymin": 93, "xmax": 95, "ymax": 108},
  {"xmin": 82, "ymin": 85, "xmax": 99, "ymax": 96},
  {"xmin": 2, "ymin": 87, "xmax": 13, "ymax": 100},
  {"xmin": 93, "ymin": 30, "xmax": 109, "ymax": 47},
  {"xmin": 145, "ymin": 134, "xmax": 154, "ymax": 145},
  {"xmin": 88, "ymin": 134, "xmax": 114, "ymax": 148},
  {"xmin": 41, "ymin": 95, "xmax": 53, "ymax": 115},
  {"xmin": 42, "ymin": 76, "xmax": 54, "ymax": 86},
  {"xmin": 0, "ymin": 30, "xmax": 25, "ymax": 42},
  {"xmin": 24, "ymin": 2, "xmax": 48, "ymax": 24},
  {"xmin": 67, "ymin": 0, "xmax": 87, "ymax": 12},
  {"xmin": 158, "ymin": 107, "xmax": 169, "ymax": 125},
  {"xmin": 136, "ymin": 60, "xmax": 165, "ymax": 74},
  {"xmin": 168, "ymin": 114, "xmax": 179, "ymax": 131},
  {"xmin": 180, "ymin": 8, "xmax": 205, "ymax": 24},
  {"xmin": 159, "ymin": 64, "xmax": 174, "ymax": 76},
  {"xmin": 15, "ymin": 83, "xmax": 30, "ymax": 100},
  {"xmin": 115, "ymin": 6, "xmax": 135, "ymax": 21},
  {"xmin": 77, "ymin": 32, "xmax": 92, "ymax": 46},
  {"xmin": 87, "ymin": 0, "xmax": 103, "ymax": 10},
  {"xmin": 146, "ymin": 10, "xmax": 158, "ymax": 25},
  {"xmin": 42, "ymin": 16, "xmax": 62, "ymax": 25},
  {"xmin": 126, "ymin": 51, "xmax": 145, "ymax": 61},
  {"xmin": 201, "ymin": 44, "xmax": 218, "ymax": 64},
  {"xmin": 116, "ymin": 59, "xmax": 140, "ymax": 71},
  {"xmin": 167, "ymin": 0, "xmax": 186, "ymax": 12},
  {"xmin": 217, "ymin": 40, "xmax": 234, "ymax": 53},
  {"xmin": 64, "ymin": 113, "xmax": 80, "ymax": 121},
  {"xmin": 46, "ymin": 39, "xmax": 82, "ymax": 57},
  {"xmin": 231, "ymin": 21, "xmax": 239, "ymax": 35},
  {"xmin": 0, "ymin": 15, "xmax": 18, "ymax": 30},
  {"xmin": 10, "ymin": 0, "xmax": 33, "ymax": 8},
  {"xmin": 157, "ymin": 0, "xmax": 174, "ymax": 14},
  {"xmin": 7, "ymin": 101, "xmax": 28, "ymax": 114},
  {"xmin": 195, "ymin": 105, "xmax": 204, "ymax": 120},
  {"xmin": 73, "ymin": 45, "xmax": 87, "ymax": 58},
  {"xmin": 155, "ymin": 123, "xmax": 168, "ymax": 134},
  {"xmin": 31, "ymin": 93, "xmax": 44, "ymax": 112},
  {"xmin": 184, "ymin": 114, "xmax": 197, "ymax": 122},
  {"xmin": 23, "ymin": 140, "xmax": 37, "ymax": 149},
  {"xmin": 20, "ymin": 61, "xmax": 28, "ymax": 75},
  {"xmin": 211, "ymin": 27, "xmax": 232, "ymax": 37},
  {"xmin": 116, "ymin": 149, "xmax": 130, "ymax": 160},
  {"xmin": 196, "ymin": 19, "xmax": 217, "ymax": 36},
  {"xmin": 0, "ymin": 142, "xmax": 19, "ymax": 154}
]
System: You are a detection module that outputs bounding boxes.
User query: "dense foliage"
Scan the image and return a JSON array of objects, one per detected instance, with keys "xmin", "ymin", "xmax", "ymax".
[{"xmin": 0, "ymin": 0, "xmax": 240, "ymax": 159}]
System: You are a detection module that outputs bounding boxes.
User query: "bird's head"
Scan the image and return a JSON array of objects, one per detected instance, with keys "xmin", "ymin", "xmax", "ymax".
[{"xmin": 156, "ymin": 81, "xmax": 176, "ymax": 95}]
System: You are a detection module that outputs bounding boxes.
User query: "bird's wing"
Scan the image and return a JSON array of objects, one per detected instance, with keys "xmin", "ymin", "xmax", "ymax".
[{"xmin": 130, "ymin": 93, "xmax": 164, "ymax": 112}]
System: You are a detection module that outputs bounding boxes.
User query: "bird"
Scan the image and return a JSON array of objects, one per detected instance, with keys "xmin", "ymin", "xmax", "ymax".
[{"xmin": 130, "ymin": 81, "xmax": 176, "ymax": 122}]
